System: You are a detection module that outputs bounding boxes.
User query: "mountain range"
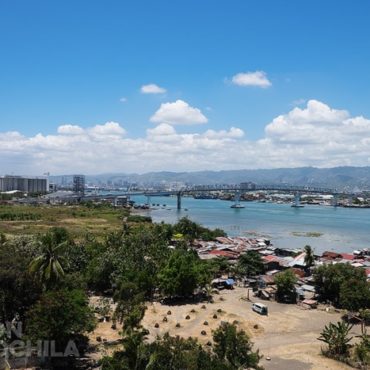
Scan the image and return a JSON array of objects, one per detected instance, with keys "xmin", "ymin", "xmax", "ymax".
[{"xmin": 50, "ymin": 166, "xmax": 370, "ymax": 191}]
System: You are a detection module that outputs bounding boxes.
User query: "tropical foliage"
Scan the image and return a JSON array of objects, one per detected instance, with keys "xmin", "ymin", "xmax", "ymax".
[
  {"xmin": 158, "ymin": 249, "xmax": 211, "ymax": 297},
  {"xmin": 25, "ymin": 289, "xmax": 96, "ymax": 349},
  {"xmin": 236, "ymin": 251, "xmax": 264, "ymax": 277},
  {"xmin": 101, "ymin": 323, "xmax": 262, "ymax": 370},
  {"xmin": 274, "ymin": 269, "xmax": 298, "ymax": 303},
  {"xmin": 313, "ymin": 263, "xmax": 370, "ymax": 310},
  {"xmin": 318, "ymin": 321, "xmax": 353, "ymax": 356},
  {"xmin": 303, "ymin": 245, "xmax": 315, "ymax": 268}
]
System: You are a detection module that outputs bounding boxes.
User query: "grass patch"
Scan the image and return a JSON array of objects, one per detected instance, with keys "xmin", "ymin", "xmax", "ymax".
[
  {"xmin": 291, "ymin": 231, "xmax": 323, "ymax": 237},
  {"xmin": 0, "ymin": 204, "xmax": 128, "ymax": 238}
]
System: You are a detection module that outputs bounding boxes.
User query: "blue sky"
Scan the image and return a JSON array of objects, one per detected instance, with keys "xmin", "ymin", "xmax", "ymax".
[{"xmin": 1, "ymin": 0, "xmax": 370, "ymax": 174}]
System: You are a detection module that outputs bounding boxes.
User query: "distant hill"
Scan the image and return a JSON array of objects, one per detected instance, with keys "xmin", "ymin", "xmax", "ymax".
[{"xmin": 50, "ymin": 167, "xmax": 370, "ymax": 191}]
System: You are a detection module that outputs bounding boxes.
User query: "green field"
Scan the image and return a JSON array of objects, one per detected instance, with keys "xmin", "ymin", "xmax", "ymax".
[{"xmin": 0, "ymin": 203, "xmax": 129, "ymax": 238}]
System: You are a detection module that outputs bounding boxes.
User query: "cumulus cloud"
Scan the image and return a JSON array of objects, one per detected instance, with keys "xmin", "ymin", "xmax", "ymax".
[
  {"xmin": 150, "ymin": 100, "xmax": 208, "ymax": 125},
  {"xmin": 231, "ymin": 71, "xmax": 271, "ymax": 88},
  {"xmin": 1, "ymin": 100, "xmax": 370, "ymax": 174},
  {"xmin": 140, "ymin": 83, "xmax": 166, "ymax": 94},
  {"xmin": 89, "ymin": 122, "xmax": 126, "ymax": 136},
  {"xmin": 57, "ymin": 125, "xmax": 85, "ymax": 135},
  {"xmin": 204, "ymin": 127, "xmax": 244, "ymax": 139}
]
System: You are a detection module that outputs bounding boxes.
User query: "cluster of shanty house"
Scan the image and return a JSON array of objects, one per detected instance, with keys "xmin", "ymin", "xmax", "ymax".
[{"xmin": 192, "ymin": 236, "xmax": 370, "ymax": 308}]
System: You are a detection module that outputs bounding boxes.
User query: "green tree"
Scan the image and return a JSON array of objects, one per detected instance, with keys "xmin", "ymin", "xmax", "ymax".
[
  {"xmin": 29, "ymin": 229, "xmax": 70, "ymax": 289},
  {"xmin": 303, "ymin": 245, "xmax": 315, "ymax": 268},
  {"xmin": 212, "ymin": 322, "xmax": 262, "ymax": 369},
  {"xmin": 158, "ymin": 249, "xmax": 210, "ymax": 297},
  {"xmin": 25, "ymin": 289, "xmax": 96, "ymax": 349},
  {"xmin": 0, "ymin": 236, "xmax": 42, "ymax": 321},
  {"xmin": 173, "ymin": 217, "xmax": 199, "ymax": 240},
  {"xmin": 237, "ymin": 251, "xmax": 264, "ymax": 277},
  {"xmin": 354, "ymin": 331, "xmax": 370, "ymax": 367},
  {"xmin": 274, "ymin": 269, "xmax": 298, "ymax": 303},
  {"xmin": 208, "ymin": 257, "xmax": 231, "ymax": 277},
  {"xmin": 114, "ymin": 281, "xmax": 146, "ymax": 331},
  {"xmin": 314, "ymin": 263, "xmax": 369, "ymax": 308},
  {"xmin": 339, "ymin": 278, "xmax": 370, "ymax": 312},
  {"xmin": 318, "ymin": 321, "xmax": 353, "ymax": 357},
  {"xmin": 102, "ymin": 330, "xmax": 233, "ymax": 370},
  {"xmin": 173, "ymin": 217, "xmax": 226, "ymax": 241}
]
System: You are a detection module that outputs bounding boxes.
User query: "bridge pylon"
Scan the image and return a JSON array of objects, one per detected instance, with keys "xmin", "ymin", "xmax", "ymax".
[
  {"xmin": 177, "ymin": 192, "xmax": 182, "ymax": 210},
  {"xmin": 332, "ymin": 194, "xmax": 338, "ymax": 207},
  {"xmin": 292, "ymin": 192, "xmax": 303, "ymax": 208}
]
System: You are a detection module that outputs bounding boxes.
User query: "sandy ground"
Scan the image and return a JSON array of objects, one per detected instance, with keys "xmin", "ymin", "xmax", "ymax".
[
  {"xmin": 140, "ymin": 287, "xmax": 362, "ymax": 370},
  {"xmin": 88, "ymin": 288, "xmax": 363, "ymax": 369}
]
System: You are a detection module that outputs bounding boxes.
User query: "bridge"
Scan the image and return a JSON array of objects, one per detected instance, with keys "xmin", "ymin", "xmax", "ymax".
[{"xmin": 83, "ymin": 184, "xmax": 343, "ymax": 210}]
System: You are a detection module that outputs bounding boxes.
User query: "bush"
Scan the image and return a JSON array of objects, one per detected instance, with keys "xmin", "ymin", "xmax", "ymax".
[{"xmin": 126, "ymin": 215, "xmax": 152, "ymax": 223}]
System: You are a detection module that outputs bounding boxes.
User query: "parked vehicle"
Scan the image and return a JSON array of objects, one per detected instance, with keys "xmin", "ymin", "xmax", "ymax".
[{"xmin": 252, "ymin": 302, "xmax": 268, "ymax": 315}]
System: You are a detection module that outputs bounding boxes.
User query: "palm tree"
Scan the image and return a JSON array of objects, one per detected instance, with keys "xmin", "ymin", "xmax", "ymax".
[
  {"xmin": 237, "ymin": 251, "xmax": 264, "ymax": 278},
  {"xmin": 304, "ymin": 245, "xmax": 315, "ymax": 268},
  {"xmin": 318, "ymin": 321, "xmax": 353, "ymax": 357},
  {"xmin": 29, "ymin": 237, "xmax": 68, "ymax": 289}
]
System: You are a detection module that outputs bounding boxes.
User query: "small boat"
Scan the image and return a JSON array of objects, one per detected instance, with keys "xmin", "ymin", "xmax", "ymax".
[{"xmin": 231, "ymin": 204, "xmax": 245, "ymax": 209}]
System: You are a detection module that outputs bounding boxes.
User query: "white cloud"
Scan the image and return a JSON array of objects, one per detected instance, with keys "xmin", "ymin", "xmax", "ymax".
[
  {"xmin": 89, "ymin": 122, "xmax": 126, "ymax": 136},
  {"xmin": 140, "ymin": 83, "xmax": 167, "ymax": 94},
  {"xmin": 204, "ymin": 127, "xmax": 244, "ymax": 139},
  {"xmin": 231, "ymin": 71, "xmax": 271, "ymax": 88},
  {"xmin": 1, "ymin": 100, "xmax": 370, "ymax": 174},
  {"xmin": 57, "ymin": 125, "xmax": 85, "ymax": 135},
  {"xmin": 150, "ymin": 100, "xmax": 208, "ymax": 125},
  {"xmin": 147, "ymin": 123, "xmax": 176, "ymax": 136},
  {"xmin": 120, "ymin": 97, "xmax": 127, "ymax": 103}
]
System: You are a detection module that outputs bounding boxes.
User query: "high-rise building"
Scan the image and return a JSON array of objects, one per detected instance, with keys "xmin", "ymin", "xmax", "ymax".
[
  {"xmin": 73, "ymin": 175, "xmax": 85, "ymax": 195},
  {"xmin": 0, "ymin": 175, "xmax": 47, "ymax": 193},
  {"xmin": 240, "ymin": 182, "xmax": 256, "ymax": 190}
]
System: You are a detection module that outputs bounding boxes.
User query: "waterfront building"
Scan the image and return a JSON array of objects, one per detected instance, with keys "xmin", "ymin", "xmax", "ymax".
[
  {"xmin": 240, "ymin": 182, "xmax": 256, "ymax": 190},
  {"xmin": 73, "ymin": 174, "xmax": 85, "ymax": 195},
  {"xmin": 0, "ymin": 175, "xmax": 47, "ymax": 193}
]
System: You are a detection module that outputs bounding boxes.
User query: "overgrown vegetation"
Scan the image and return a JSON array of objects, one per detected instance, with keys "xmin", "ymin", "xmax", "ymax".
[
  {"xmin": 314, "ymin": 263, "xmax": 370, "ymax": 310},
  {"xmin": 318, "ymin": 321, "xmax": 370, "ymax": 368},
  {"xmin": 0, "ymin": 203, "xmax": 129, "ymax": 237},
  {"xmin": 101, "ymin": 322, "xmax": 262, "ymax": 370},
  {"xmin": 0, "ymin": 212, "xmax": 236, "ymax": 368},
  {"xmin": 274, "ymin": 269, "xmax": 298, "ymax": 303}
]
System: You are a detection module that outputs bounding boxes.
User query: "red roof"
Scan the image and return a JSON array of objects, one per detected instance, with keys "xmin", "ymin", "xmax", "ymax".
[
  {"xmin": 292, "ymin": 267, "xmax": 305, "ymax": 278},
  {"xmin": 209, "ymin": 250, "xmax": 237, "ymax": 258},
  {"xmin": 340, "ymin": 253, "xmax": 355, "ymax": 261},
  {"xmin": 322, "ymin": 251, "xmax": 341, "ymax": 259},
  {"xmin": 263, "ymin": 255, "xmax": 280, "ymax": 263}
]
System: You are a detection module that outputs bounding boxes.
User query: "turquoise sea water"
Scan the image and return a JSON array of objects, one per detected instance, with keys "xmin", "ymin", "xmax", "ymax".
[{"xmin": 131, "ymin": 195, "xmax": 370, "ymax": 254}]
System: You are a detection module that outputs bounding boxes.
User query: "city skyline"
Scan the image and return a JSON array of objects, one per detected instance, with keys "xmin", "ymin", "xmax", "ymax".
[{"xmin": 1, "ymin": 1, "xmax": 370, "ymax": 174}]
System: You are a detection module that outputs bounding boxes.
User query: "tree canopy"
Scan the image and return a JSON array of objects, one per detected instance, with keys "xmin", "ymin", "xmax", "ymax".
[
  {"xmin": 274, "ymin": 269, "xmax": 298, "ymax": 303},
  {"xmin": 314, "ymin": 263, "xmax": 370, "ymax": 310},
  {"xmin": 158, "ymin": 249, "xmax": 211, "ymax": 297},
  {"xmin": 101, "ymin": 323, "xmax": 262, "ymax": 370},
  {"xmin": 25, "ymin": 289, "xmax": 96, "ymax": 349},
  {"xmin": 237, "ymin": 251, "xmax": 264, "ymax": 277}
]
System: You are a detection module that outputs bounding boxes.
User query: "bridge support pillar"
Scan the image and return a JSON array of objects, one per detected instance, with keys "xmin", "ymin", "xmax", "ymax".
[
  {"xmin": 332, "ymin": 194, "xmax": 338, "ymax": 207},
  {"xmin": 177, "ymin": 192, "xmax": 182, "ymax": 210},
  {"xmin": 146, "ymin": 196, "xmax": 151, "ymax": 205},
  {"xmin": 234, "ymin": 190, "xmax": 241, "ymax": 206},
  {"xmin": 293, "ymin": 193, "xmax": 301, "ymax": 207}
]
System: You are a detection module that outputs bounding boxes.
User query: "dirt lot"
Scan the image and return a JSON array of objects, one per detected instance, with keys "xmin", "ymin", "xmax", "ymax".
[{"xmin": 140, "ymin": 287, "xmax": 362, "ymax": 370}]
